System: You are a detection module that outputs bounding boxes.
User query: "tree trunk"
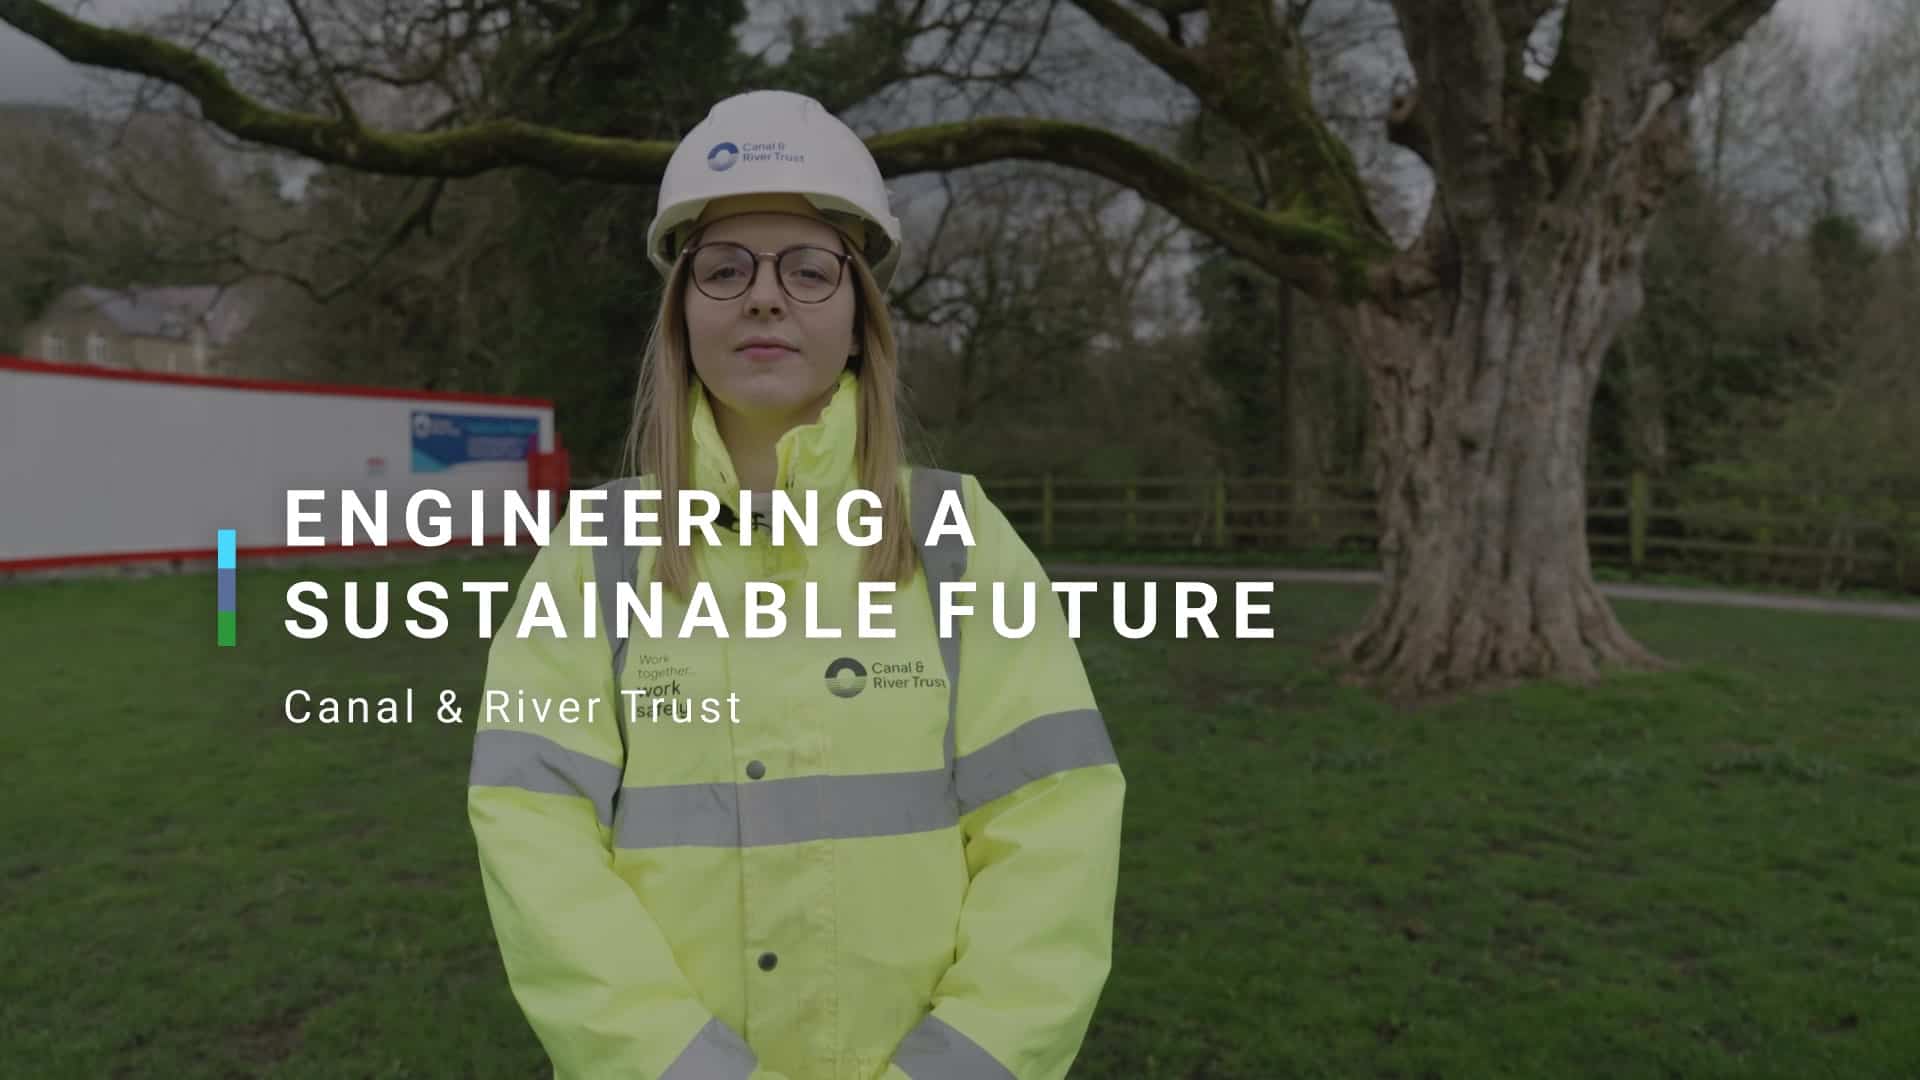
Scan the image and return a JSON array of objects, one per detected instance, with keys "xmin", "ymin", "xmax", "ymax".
[
  {"xmin": 1277, "ymin": 281, "xmax": 1328, "ymax": 543},
  {"xmin": 1327, "ymin": 206, "xmax": 1668, "ymax": 699}
]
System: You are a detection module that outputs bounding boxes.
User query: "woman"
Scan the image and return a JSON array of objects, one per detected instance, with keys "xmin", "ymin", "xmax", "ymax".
[{"xmin": 469, "ymin": 90, "xmax": 1124, "ymax": 1080}]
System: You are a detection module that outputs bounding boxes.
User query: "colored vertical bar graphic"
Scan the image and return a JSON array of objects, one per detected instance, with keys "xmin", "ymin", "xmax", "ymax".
[{"xmin": 217, "ymin": 529, "xmax": 237, "ymax": 647}]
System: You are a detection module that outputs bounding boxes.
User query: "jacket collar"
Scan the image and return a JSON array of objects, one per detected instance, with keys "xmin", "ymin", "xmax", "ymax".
[{"xmin": 688, "ymin": 369, "xmax": 861, "ymax": 510}]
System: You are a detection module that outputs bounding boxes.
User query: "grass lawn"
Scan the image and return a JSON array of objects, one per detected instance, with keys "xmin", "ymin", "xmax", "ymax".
[{"xmin": 2, "ymin": 554, "xmax": 1916, "ymax": 1078}]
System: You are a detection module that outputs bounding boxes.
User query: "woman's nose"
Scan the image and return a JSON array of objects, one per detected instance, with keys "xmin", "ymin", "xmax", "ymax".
[{"xmin": 744, "ymin": 257, "xmax": 785, "ymax": 314}]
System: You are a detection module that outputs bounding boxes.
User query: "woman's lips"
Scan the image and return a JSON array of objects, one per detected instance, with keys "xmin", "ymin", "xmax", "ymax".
[{"xmin": 738, "ymin": 345, "xmax": 796, "ymax": 360}]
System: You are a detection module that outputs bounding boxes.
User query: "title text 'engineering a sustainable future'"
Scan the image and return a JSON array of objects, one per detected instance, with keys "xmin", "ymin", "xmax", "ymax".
[{"xmin": 272, "ymin": 488, "xmax": 1286, "ymax": 642}]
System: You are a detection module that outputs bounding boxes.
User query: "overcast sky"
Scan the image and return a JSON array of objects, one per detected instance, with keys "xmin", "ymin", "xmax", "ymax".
[{"xmin": 0, "ymin": 0, "xmax": 1872, "ymax": 107}]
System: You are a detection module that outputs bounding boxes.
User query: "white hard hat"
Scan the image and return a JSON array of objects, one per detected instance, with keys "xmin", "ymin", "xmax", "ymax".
[{"xmin": 647, "ymin": 90, "xmax": 902, "ymax": 289}]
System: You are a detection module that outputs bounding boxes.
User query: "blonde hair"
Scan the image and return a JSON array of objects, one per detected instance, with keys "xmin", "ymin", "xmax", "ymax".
[{"xmin": 619, "ymin": 234, "xmax": 917, "ymax": 598}]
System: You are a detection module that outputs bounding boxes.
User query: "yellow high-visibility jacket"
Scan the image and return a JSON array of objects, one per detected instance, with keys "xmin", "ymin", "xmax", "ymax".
[{"xmin": 468, "ymin": 370, "xmax": 1125, "ymax": 1079}]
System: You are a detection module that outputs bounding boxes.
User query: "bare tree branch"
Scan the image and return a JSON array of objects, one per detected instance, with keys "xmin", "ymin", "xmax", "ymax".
[
  {"xmin": 0, "ymin": 0, "xmax": 1390, "ymax": 298},
  {"xmin": 0, "ymin": 0, "xmax": 665, "ymax": 176},
  {"xmin": 1388, "ymin": 0, "xmax": 1505, "ymax": 205},
  {"xmin": 755, "ymin": 1, "xmax": 1070, "ymax": 117},
  {"xmin": 1066, "ymin": 0, "xmax": 1212, "ymax": 98},
  {"xmin": 265, "ymin": 175, "xmax": 452, "ymax": 302},
  {"xmin": 1495, "ymin": 0, "xmax": 1558, "ymax": 53},
  {"xmin": 1386, "ymin": 79, "xmax": 1432, "ymax": 166},
  {"xmin": 891, "ymin": 171, "xmax": 965, "ymax": 315},
  {"xmin": 775, "ymin": 2, "xmax": 916, "ymax": 115},
  {"xmin": 1662, "ymin": 0, "xmax": 1786, "ymax": 75},
  {"xmin": 285, "ymin": 0, "xmax": 358, "ymax": 127},
  {"xmin": 1388, "ymin": 0, "xmax": 1776, "ymax": 260},
  {"xmin": 109, "ymin": 0, "xmax": 247, "ymax": 149},
  {"xmin": 1070, "ymin": 0, "xmax": 1388, "ymax": 246},
  {"xmin": 872, "ymin": 117, "xmax": 1383, "ymax": 293}
]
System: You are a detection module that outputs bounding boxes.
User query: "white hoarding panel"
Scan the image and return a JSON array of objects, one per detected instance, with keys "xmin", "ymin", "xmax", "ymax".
[{"xmin": 1, "ymin": 357, "xmax": 557, "ymax": 568}]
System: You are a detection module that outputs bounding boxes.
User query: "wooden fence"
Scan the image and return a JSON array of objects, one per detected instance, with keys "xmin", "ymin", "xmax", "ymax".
[
  {"xmin": 976, "ymin": 471, "xmax": 1920, "ymax": 595},
  {"xmin": 567, "ymin": 470, "xmax": 1920, "ymax": 593}
]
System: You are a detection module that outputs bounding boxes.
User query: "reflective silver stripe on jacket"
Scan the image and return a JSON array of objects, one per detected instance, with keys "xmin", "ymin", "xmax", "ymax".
[
  {"xmin": 468, "ymin": 709, "xmax": 1115, "ymax": 848},
  {"xmin": 955, "ymin": 708, "xmax": 1115, "ymax": 815},
  {"xmin": 891, "ymin": 1014, "xmax": 1016, "ymax": 1080},
  {"xmin": 469, "ymin": 729, "xmax": 621, "ymax": 829},
  {"xmin": 616, "ymin": 769, "xmax": 958, "ymax": 849},
  {"xmin": 660, "ymin": 1016, "xmax": 757, "ymax": 1080}
]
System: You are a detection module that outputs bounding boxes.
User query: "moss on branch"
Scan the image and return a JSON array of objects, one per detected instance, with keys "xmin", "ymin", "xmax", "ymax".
[
  {"xmin": 1, "ymin": 0, "xmax": 1394, "ymax": 298},
  {"xmin": 871, "ymin": 117, "xmax": 1391, "ymax": 298},
  {"xmin": 0, "ymin": 0, "xmax": 673, "ymax": 180}
]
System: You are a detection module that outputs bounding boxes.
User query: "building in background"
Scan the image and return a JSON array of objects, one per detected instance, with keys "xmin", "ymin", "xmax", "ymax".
[{"xmin": 23, "ymin": 284, "xmax": 258, "ymax": 375}]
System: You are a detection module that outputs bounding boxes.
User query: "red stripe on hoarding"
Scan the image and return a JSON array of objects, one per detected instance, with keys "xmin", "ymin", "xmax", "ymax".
[
  {"xmin": 1, "ymin": 536, "xmax": 537, "ymax": 573},
  {"xmin": 0, "ymin": 354, "xmax": 553, "ymax": 408}
]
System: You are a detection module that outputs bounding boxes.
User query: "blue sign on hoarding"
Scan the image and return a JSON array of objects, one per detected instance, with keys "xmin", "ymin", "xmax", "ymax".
[{"xmin": 411, "ymin": 411, "xmax": 540, "ymax": 473}]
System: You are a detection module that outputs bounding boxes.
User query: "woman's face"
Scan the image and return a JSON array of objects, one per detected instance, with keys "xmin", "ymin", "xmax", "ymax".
[{"xmin": 683, "ymin": 211, "xmax": 859, "ymax": 432}]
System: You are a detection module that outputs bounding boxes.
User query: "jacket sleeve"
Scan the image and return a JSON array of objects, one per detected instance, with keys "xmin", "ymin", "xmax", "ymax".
[
  {"xmin": 886, "ymin": 475, "xmax": 1126, "ymax": 1080},
  {"xmin": 468, "ymin": 530, "xmax": 784, "ymax": 1080}
]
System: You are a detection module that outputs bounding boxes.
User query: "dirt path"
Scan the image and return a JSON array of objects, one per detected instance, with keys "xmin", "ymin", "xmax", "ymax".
[{"xmin": 1041, "ymin": 563, "xmax": 1920, "ymax": 622}]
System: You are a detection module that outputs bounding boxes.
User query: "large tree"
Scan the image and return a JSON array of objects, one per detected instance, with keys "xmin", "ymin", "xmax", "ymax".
[{"xmin": 0, "ymin": 0, "xmax": 1781, "ymax": 697}]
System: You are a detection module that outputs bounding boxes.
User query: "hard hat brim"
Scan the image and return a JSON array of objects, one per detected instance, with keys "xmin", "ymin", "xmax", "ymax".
[{"xmin": 649, "ymin": 190, "xmax": 899, "ymax": 290}]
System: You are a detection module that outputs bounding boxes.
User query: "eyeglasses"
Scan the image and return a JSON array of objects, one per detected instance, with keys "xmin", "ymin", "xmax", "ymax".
[{"xmin": 686, "ymin": 242, "xmax": 852, "ymax": 304}]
